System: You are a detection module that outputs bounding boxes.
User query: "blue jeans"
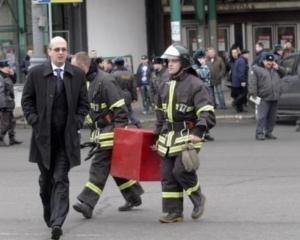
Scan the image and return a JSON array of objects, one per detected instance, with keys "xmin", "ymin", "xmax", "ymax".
[
  {"xmin": 140, "ymin": 85, "xmax": 153, "ymax": 112},
  {"xmin": 214, "ymin": 83, "xmax": 226, "ymax": 109}
]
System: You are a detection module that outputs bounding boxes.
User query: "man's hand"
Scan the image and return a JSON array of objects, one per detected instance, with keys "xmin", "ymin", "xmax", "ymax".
[
  {"xmin": 241, "ymin": 82, "xmax": 246, "ymax": 87},
  {"xmin": 272, "ymin": 62, "xmax": 279, "ymax": 70},
  {"xmin": 190, "ymin": 135, "xmax": 202, "ymax": 143}
]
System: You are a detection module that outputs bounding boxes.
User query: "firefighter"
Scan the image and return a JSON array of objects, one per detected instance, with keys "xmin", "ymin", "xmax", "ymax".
[
  {"xmin": 154, "ymin": 44, "xmax": 216, "ymax": 223},
  {"xmin": 112, "ymin": 57, "xmax": 141, "ymax": 128},
  {"xmin": 71, "ymin": 52, "xmax": 144, "ymax": 219}
]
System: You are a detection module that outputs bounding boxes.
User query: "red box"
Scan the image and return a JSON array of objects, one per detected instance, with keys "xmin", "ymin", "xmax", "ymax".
[{"xmin": 111, "ymin": 128, "xmax": 161, "ymax": 181}]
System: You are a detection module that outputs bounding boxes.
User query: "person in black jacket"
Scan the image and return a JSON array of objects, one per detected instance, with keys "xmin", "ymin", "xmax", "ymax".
[
  {"xmin": 112, "ymin": 57, "xmax": 141, "ymax": 128},
  {"xmin": 136, "ymin": 55, "xmax": 153, "ymax": 114},
  {"xmin": 252, "ymin": 42, "xmax": 267, "ymax": 66},
  {"xmin": 231, "ymin": 50, "xmax": 250, "ymax": 112},
  {"xmin": 20, "ymin": 48, "xmax": 33, "ymax": 76},
  {"xmin": 21, "ymin": 37, "xmax": 89, "ymax": 240}
]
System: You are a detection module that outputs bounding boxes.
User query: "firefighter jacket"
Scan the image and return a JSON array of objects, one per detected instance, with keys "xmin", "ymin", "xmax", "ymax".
[
  {"xmin": 112, "ymin": 66, "xmax": 137, "ymax": 106},
  {"xmin": 0, "ymin": 71, "xmax": 15, "ymax": 110},
  {"xmin": 86, "ymin": 69, "xmax": 128, "ymax": 149},
  {"xmin": 154, "ymin": 71, "xmax": 216, "ymax": 157}
]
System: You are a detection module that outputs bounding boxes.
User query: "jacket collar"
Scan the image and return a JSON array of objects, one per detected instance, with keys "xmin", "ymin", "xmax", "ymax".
[
  {"xmin": 43, "ymin": 61, "xmax": 74, "ymax": 77},
  {"xmin": 171, "ymin": 70, "xmax": 187, "ymax": 81}
]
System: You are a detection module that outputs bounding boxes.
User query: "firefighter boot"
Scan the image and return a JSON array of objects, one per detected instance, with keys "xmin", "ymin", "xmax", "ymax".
[
  {"xmin": 118, "ymin": 197, "xmax": 142, "ymax": 211},
  {"xmin": 0, "ymin": 140, "xmax": 8, "ymax": 147},
  {"xmin": 159, "ymin": 212, "xmax": 184, "ymax": 223},
  {"xmin": 51, "ymin": 226, "xmax": 63, "ymax": 240},
  {"xmin": 9, "ymin": 137, "xmax": 22, "ymax": 145},
  {"xmin": 73, "ymin": 202, "xmax": 93, "ymax": 219},
  {"xmin": 191, "ymin": 194, "xmax": 206, "ymax": 220}
]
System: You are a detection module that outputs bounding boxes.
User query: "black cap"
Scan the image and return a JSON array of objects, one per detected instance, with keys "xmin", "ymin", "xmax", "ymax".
[
  {"xmin": 273, "ymin": 44, "xmax": 283, "ymax": 52},
  {"xmin": 152, "ymin": 57, "xmax": 163, "ymax": 64},
  {"xmin": 0, "ymin": 59, "xmax": 9, "ymax": 68},
  {"xmin": 262, "ymin": 52, "xmax": 275, "ymax": 61}
]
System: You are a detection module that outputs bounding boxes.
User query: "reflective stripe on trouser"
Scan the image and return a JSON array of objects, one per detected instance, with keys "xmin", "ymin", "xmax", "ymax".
[
  {"xmin": 77, "ymin": 149, "xmax": 144, "ymax": 208},
  {"xmin": 161, "ymin": 154, "xmax": 202, "ymax": 213}
]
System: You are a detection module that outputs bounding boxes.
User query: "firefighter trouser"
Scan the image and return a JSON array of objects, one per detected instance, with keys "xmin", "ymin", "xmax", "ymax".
[
  {"xmin": 0, "ymin": 110, "xmax": 16, "ymax": 140},
  {"xmin": 161, "ymin": 153, "xmax": 202, "ymax": 213},
  {"xmin": 78, "ymin": 148, "xmax": 144, "ymax": 208}
]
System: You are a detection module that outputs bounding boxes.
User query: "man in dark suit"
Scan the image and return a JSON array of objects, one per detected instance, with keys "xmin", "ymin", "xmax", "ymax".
[{"xmin": 21, "ymin": 36, "xmax": 89, "ymax": 240}]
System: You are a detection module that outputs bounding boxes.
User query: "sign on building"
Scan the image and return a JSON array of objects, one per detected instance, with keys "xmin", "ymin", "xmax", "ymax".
[{"xmin": 32, "ymin": 0, "xmax": 82, "ymax": 3}]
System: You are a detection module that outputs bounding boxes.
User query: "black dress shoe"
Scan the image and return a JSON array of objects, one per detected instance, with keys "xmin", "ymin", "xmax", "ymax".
[
  {"xmin": 9, "ymin": 139, "xmax": 22, "ymax": 145},
  {"xmin": 265, "ymin": 134, "xmax": 277, "ymax": 140},
  {"xmin": 73, "ymin": 202, "xmax": 93, "ymax": 219},
  {"xmin": 118, "ymin": 198, "xmax": 142, "ymax": 211},
  {"xmin": 159, "ymin": 212, "xmax": 184, "ymax": 223},
  {"xmin": 191, "ymin": 194, "xmax": 206, "ymax": 219},
  {"xmin": 51, "ymin": 226, "xmax": 63, "ymax": 240}
]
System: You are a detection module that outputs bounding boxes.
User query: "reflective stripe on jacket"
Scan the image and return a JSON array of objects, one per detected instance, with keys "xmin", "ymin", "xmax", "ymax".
[
  {"xmin": 87, "ymin": 70, "xmax": 128, "ymax": 149},
  {"xmin": 155, "ymin": 71, "xmax": 216, "ymax": 157}
]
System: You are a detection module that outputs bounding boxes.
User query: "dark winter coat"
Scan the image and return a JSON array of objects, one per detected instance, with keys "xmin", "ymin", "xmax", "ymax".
[
  {"xmin": 136, "ymin": 63, "xmax": 152, "ymax": 87},
  {"xmin": 231, "ymin": 56, "xmax": 249, "ymax": 88},
  {"xmin": 21, "ymin": 61, "xmax": 89, "ymax": 169},
  {"xmin": 0, "ymin": 72, "xmax": 15, "ymax": 110},
  {"xmin": 252, "ymin": 49, "xmax": 268, "ymax": 66},
  {"xmin": 248, "ymin": 65, "xmax": 282, "ymax": 101},
  {"xmin": 112, "ymin": 66, "xmax": 137, "ymax": 105},
  {"xmin": 206, "ymin": 56, "xmax": 226, "ymax": 86}
]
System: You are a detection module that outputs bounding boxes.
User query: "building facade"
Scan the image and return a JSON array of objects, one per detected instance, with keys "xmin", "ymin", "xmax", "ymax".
[
  {"xmin": 3, "ymin": 0, "xmax": 300, "ymax": 82},
  {"xmin": 160, "ymin": 0, "xmax": 300, "ymax": 62}
]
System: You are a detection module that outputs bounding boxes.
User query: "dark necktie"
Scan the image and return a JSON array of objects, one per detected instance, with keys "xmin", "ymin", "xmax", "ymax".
[{"xmin": 54, "ymin": 69, "xmax": 63, "ymax": 94}]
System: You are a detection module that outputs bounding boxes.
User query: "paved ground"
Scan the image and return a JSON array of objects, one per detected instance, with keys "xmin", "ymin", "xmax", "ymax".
[{"xmin": 0, "ymin": 120, "xmax": 299, "ymax": 240}]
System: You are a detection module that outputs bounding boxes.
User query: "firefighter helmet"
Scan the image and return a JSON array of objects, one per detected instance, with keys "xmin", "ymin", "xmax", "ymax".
[{"xmin": 161, "ymin": 44, "xmax": 192, "ymax": 69}]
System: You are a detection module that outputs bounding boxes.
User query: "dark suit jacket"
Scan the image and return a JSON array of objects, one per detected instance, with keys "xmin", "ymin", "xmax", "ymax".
[{"xmin": 21, "ymin": 61, "xmax": 89, "ymax": 169}]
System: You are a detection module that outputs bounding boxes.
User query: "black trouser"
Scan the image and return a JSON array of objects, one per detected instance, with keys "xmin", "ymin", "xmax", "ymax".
[
  {"xmin": 77, "ymin": 148, "xmax": 144, "ymax": 208},
  {"xmin": 231, "ymin": 87, "xmax": 248, "ymax": 112},
  {"xmin": 161, "ymin": 154, "xmax": 202, "ymax": 214},
  {"xmin": 38, "ymin": 132, "xmax": 70, "ymax": 228},
  {"xmin": 0, "ymin": 110, "xmax": 16, "ymax": 140}
]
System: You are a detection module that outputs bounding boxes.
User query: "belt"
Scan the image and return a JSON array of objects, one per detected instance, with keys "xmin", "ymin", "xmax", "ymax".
[{"xmin": 166, "ymin": 121, "xmax": 195, "ymax": 131}]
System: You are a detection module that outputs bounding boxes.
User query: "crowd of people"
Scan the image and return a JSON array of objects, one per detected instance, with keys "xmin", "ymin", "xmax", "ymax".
[{"xmin": 0, "ymin": 35, "xmax": 299, "ymax": 239}]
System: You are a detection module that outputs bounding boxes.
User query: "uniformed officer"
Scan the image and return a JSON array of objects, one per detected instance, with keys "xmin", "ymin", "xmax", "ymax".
[
  {"xmin": 112, "ymin": 57, "xmax": 141, "ymax": 128},
  {"xmin": 0, "ymin": 59, "xmax": 22, "ymax": 146},
  {"xmin": 71, "ymin": 52, "xmax": 144, "ymax": 219},
  {"xmin": 151, "ymin": 57, "xmax": 169, "ymax": 102},
  {"xmin": 154, "ymin": 44, "xmax": 216, "ymax": 223}
]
